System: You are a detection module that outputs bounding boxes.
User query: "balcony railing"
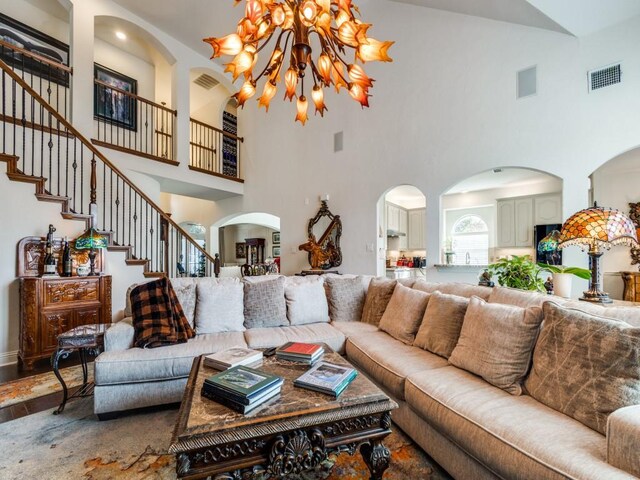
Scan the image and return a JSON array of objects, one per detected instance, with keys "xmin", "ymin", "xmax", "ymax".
[
  {"xmin": 93, "ymin": 79, "xmax": 177, "ymax": 165},
  {"xmin": 189, "ymin": 117, "xmax": 243, "ymax": 182}
]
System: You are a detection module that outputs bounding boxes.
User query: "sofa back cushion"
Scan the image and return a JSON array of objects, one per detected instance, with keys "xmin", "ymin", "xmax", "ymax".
[
  {"xmin": 324, "ymin": 275, "xmax": 367, "ymax": 322},
  {"xmin": 285, "ymin": 276, "xmax": 329, "ymax": 325},
  {"xmin": 195, "ymin": 282, "xmax": 245, "ymax": 333},
  {"xmin": 413, "ymin": 280, "xmax": 492, "ymax": 300},
  {"xmin": 414, "ymin": 291, "xmax": 469, "ymax": 358},
  {"xmin": 243, "ymin": 276, "xmax": 288, "ymax": 328},
  {"xmin": 449, "ymin": 296, "xmax": 543, "ymax": 395},
  {"xmin": 412, "ymin": 279, "xmax": 441, "ymax": 294},
  {"xmin": 525, "ymin": 302, "xmax": 640, "ymax": 434},
  {"xmin": 488, "ymin": 286, "xmax": 549, "ymax": 308},
  {"xmin": 361, "ymin": 278, "xmax": 397, "ymax": 326},
  {"xmin": 562, "ymin": 300, "xmax": 640, "ymax": 327},
  {"xmin": 378, "ymin": 283, "xmax": 431, "ymax": 345}
]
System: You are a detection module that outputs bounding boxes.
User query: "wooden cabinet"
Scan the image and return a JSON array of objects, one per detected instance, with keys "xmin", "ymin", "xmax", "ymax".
[
  {"xmin": 534, "ymin": 194, "xmax": 563, "ymax": 225},
  {"xmin": 497, "ymin": 193, "xmax": 562, "ymax": 248},
  {"xmin": 408, "ymin": 209, "xmax": 426, "ymax": 250},
  {"xmin": 622, "ymin": 272, "xmax": 640, "ymax": 302},
  {"xmin": 19, "ymin": 276, "xmax": 112, "ymax": 370}
]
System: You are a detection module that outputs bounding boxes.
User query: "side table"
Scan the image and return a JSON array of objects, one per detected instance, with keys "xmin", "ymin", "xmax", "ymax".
[{"xmin": 50, "ymin": 323, "xmax": 111, "ymax": 414}]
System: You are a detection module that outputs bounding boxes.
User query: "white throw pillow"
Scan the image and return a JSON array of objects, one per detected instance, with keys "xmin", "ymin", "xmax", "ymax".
[
  {"xmin": 285, "ymin": 276, "xmax": 330, "ymax": 325},
  {"xmin": 195, "ymin": 282, "xmax": 245, "ymax": 333}
]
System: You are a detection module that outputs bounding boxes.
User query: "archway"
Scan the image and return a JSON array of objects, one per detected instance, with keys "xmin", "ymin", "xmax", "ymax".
[{"xmin": 376, "ymin": 185, "xmax": 427, "ymax": 277}]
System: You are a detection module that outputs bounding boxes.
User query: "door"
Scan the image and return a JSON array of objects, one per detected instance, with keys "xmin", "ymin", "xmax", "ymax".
[
  {"xmin": 497, "ymin": 200, "xmax": 515, "ymax": 247},
  {"xmin": 41, "ymin": 310, "xmax": 74, "ymax": 355},
  {"xmin": 515, "ymin": 197, "xmax": 534, "ymax": 247}
]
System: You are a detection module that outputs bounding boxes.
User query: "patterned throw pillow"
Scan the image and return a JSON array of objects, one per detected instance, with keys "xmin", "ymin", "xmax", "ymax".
[
  {"xmin": 324, "ymin": 276, "xmax": 367, "ymax": 322},
  {"xmin": 243, "ymin": 276, "xmax": 288, "ymax": 328},
  {"xmin": 167, "ymin": 280, "xmax": 195, "ymax": 342},
  {"xmin": 172, "ymin": 283, "xmax": 197, "ymax": 328},
  {"xmin": 525, "ymin": 302, "xmax": 640, "ymax": 434},
  {"xmin": 361, "ymin": 278, "xmax": 397, "ymax": 326},
  {"xmin": 378, "ymin": 283, "xmax": 430, "ymax": 345}
]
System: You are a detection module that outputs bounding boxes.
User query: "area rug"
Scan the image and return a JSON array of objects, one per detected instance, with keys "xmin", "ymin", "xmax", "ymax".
[
  {"xmin": 0, "ymin": 397, "xmax": 452, "ymax": 480},
  {"xmin": 0, "ymin": 364, "xmax": 93, "ymax": 409}
]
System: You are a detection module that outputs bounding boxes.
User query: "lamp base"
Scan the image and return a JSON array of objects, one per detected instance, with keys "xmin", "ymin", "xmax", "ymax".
[{"xmin": 580, "ymin": 290, "xmax": 613, "ymax": 304}]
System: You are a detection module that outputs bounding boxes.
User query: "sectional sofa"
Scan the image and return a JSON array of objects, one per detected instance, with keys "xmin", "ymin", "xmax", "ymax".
[{"xmin": 94, "ymin": 274, "xmax": 640, "ymax": 480}]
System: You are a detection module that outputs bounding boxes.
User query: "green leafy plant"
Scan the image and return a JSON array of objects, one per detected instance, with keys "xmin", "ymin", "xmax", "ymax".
[
  {"xmin": 487, "ymin": 255, "xmax": 546, "ymax": 292},
  {"xmin": 538, "ymin": 263, "xmax": 591, "ymax": 280}
]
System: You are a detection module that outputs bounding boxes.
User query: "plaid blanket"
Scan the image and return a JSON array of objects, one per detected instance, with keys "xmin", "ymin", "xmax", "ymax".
[{"xmin": 131, "ymin": 278, "xmax": 195, "ymax": 348}]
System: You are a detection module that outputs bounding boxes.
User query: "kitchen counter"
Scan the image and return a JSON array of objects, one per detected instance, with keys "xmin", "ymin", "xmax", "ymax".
[
  {"xmin": 386, "ymin": 267, "xmax": 426, "ymax": 279},
  {"xmin": 434, "ymin": 264, "xmax": 488, "ymax": 273}
]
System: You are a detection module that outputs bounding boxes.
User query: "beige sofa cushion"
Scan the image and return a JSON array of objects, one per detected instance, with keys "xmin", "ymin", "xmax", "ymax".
[
  {"xmin": 607, "ymin": 405, "xmax": 640, "ymax": 478},
  {"xmin": 331, "ymin": 321, "xmax": 378, "ymax": 338},
  {"xmin": 378, "ymin": 283, "xmax": 430, "ymax": 345},
  {"xmin": 284, "ymin": 276, "xmax": 329, "ymax": 325},
  {"xmin": 525, "ymin": 302, "xmax": 640, "ymax": 434},
  {"xmin": 562, "ymin": 300, "xmax": 640, "ymax": 327},
  {"xmin": 195, "ymin": 282, "xmax": 245, "ymax": 334},
  {"xmin": 361, "ymin": 278, "xmax": 397, "ymax": 326},
  {"xmin": 414, "ymin": 291, "xmax": 469, "ymax": 358},
  {"xmin": 243, "ymin": 276, "xmax": 288, "ymax": 328},
  {"xmin": 488, "ymin": 286, "xmax": 549, "ymax": 308},
  {"xmin": 405, "ymin": 366, "xmax": 631, "ymax": 480},
  {"xmin": 346, "ymin": 331, "xmax": 448, "ymax": 400},
  {"xmin": 324, "ymin": 275, "xmax": 367, "ymax": 322},
  {"xmin": 413, "ymin": 280, "xmax": 492, "ymax": 300},
  {"xmin": 449, "ymin": 297, "xmax": 543, "ymax": 395},
  {"xmin": 412, "ymin": 280, "xmax": 441, "ymax": 294},
  {"xmin": 243, "ymin": 323, "xmax": 346, "ymax": 354}
]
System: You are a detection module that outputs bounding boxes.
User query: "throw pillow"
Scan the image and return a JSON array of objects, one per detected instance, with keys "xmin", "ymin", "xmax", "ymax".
[
  {"xmin": 195, "ymin": 282, "xmax": 245, "ymax": 333},
  {"xmin": 449, "ymin": 296, "xmax": 543, "ymax": 395},
  {"xmin": 131, "ymin": 277, "xmax": 187, "ymax": 348},
  {"xmin": 414, "ymin": 291, "xmax": 469, "ymax": 358},
  {"xmin": 285, "ymin": 277, "xmax": 329, "ymax": 325},
  {"xmin": 324, "ymin": 276, "xmax": 366, "ymax": 322},
  {"xmin": 360, "ymin": 278, "xmax": 397, "ymax": 326},
  {"xmin": 243, "ymin": 276, "xmax": 288, "ymax": 328},
  {"xmin": 172, "ymin": 283, "xmax": 197, "ymax": 328},
  {"xmin": 167, "ymin": 280, "xmax": 195, "ymax": 342},
  {"xmin": 378, "ymin": 283, "xmax": 431, "ymax": 345},
  {"xmin": 524, "ymin": 302, "xmax": 640, "ymax": 434}
]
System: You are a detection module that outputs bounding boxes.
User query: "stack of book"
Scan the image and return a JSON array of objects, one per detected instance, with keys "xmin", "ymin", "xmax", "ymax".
[
  {"xmin": 294, "ymin": 361, "xmax": 357, "ymax": 397},
  {"xmin": 203, "ymin": 347, "xmax": 263, "ymax": 370},
  {"xmin": 276, "ymin": 342, "xmax": 324, "ymax": 365},
  {"xmin": 201, "ymin": 365, "xmax": 283, "ymax": 414}
]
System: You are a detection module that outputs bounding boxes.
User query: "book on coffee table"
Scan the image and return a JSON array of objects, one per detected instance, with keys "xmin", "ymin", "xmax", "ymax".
[
  {"xmin": 276, "ymin": 342, "xmax": 324, "ymax": 364},
  {"xmin": 203, "ymin": 347, "xmax": 263, "ymax": 370},
  {"xmin": 294, "ymin": 361, "xmax": 357, "ymax": 397}
]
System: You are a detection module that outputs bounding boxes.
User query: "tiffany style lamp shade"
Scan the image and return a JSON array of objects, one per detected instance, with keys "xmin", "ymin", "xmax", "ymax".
[{"xmin": 74, "ymin": 227, "xmax": 108, "ymax": 276}]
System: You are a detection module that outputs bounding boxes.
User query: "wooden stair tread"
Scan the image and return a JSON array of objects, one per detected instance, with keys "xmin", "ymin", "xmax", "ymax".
[
  {"xmin": 126, "ymin": 259, "xmax": 148, "ymax": 266},
  {"xmin": 35, "ymin": 193, "xmax": 71, "ymax": 204}
]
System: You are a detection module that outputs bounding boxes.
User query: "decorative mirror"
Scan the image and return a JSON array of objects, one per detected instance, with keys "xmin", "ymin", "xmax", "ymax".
[
  {"xmin": 629, "ymin": 202, "xmax": 640, "ymax": 269},
  {"xmin": 298, "ymin": 201, "xmax": 342, "ymax": 270}
]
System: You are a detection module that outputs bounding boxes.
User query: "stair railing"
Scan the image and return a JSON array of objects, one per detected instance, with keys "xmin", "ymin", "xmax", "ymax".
[
  {"xmin": 189, "ymin": 117, "xmax": 243, "ymax": 181},
  {"xmin": 0, "ymin": 55, "xmax": 216, "ymax": 278}
]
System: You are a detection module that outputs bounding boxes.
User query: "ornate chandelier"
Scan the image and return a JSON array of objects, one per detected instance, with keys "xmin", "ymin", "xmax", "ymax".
[{"xmin": 204, "ymin": 0, "xmax": 394, "ymax": 125}]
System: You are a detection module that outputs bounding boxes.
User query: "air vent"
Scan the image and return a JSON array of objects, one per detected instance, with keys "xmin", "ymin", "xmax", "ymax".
[
  {"xmin": 517, "ymin": 66, "xmax": 537, "ymax": 99},
  {"xmin": 588, "ymin": 63, "xmax": 621, "ymax": 92},
  {"xmin": 193, "ymin": 73, "xmax": 219, "ymax": 90}
]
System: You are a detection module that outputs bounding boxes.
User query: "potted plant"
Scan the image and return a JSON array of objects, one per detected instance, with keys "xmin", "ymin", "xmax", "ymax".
[
  {"xmin": 538, "ymin": 263, "xmax": 591, "ymax": 298},
  {"xmin": 487, "ymin": 255, "xmax": 546, "ymax": 292}
]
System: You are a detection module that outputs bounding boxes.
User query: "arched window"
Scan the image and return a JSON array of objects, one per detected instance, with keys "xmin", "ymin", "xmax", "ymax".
[{"xmin": 451, "ymin": 215, "xmax": 489, "ymax": 265}]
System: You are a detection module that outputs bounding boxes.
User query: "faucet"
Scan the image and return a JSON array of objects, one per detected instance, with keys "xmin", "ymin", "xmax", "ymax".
[{"xmin": 465, "ymin": 252, "xmax": 471, "ymax": 265}]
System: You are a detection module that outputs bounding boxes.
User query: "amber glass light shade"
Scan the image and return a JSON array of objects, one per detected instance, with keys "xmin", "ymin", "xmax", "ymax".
[{"xmin": 205, "ymin": 0, "xmax": 394, "ymax": 124}]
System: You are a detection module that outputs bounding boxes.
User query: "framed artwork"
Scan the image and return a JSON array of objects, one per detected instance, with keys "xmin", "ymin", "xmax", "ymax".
[
  {"xmin": 0, "ymin": 14, "xmax": 70, "ymax": 86},
  {"xmin": 94, "ymin": 63, "xmax": 138, "ymax": 130},
  {"xmin": 272, "ymin": 246, "xmax": 281, "ymax": 257},
  {"xmin": 235, "ymin": 242, "xmax": 246, "ymax": 259},
  {"xmin": 272, "ymin": 232, "xmax": 280, "ymax": 244}
]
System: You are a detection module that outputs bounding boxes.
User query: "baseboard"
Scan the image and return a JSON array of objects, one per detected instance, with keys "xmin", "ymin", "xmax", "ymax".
[{"xmin": 0, "ymin": 350, "xmax": 18, "ymax": 367}]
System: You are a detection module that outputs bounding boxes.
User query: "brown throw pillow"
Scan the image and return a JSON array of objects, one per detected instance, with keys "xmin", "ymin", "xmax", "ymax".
[
  {"xmin": 131, "ymin": 278, "xmax": 184, "ymax": 348},
  {"xmin": 243, "ymin": 276, "xmax": 288, "ymax": 328},
  {"xmin": 449, "ymin": 296, "xmax": 543, "ymax": 395},
  {"xmin": 324, "ymin": 276, "xmax": 366, "ymax": 322},
  {"xmin": 360, "ymin": 278, "xmax": 397, "ymax": 326},
  {"xmin": 525, "ymin": 302, "xmax": 640, "ymax": 434},
  {"xmin": 378, "ymin": 283, "xmax": 430, "ymax": 345},
  {"xmin": 414, "ymin": 291, "xmax": 469, "ymax": 358}
]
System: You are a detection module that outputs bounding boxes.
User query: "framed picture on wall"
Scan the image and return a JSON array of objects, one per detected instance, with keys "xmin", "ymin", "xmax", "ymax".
[
  {"xmin": 272, "ymin": 246, "xmax": 280, "ymax": 257},
  {"xmin": 235, "ymin": 242, "xmax": 246, "ymax": 259},
  {"xmin": 0, "ymin": 13, "xmax": 70, "ymax": 86},
  {"xmin": 94, "ymin": 63, "xmax": 138, "ymax": 130},
  {"xmin": 272, "ymin": 232, "xmax": 280, "ymax": 244}
]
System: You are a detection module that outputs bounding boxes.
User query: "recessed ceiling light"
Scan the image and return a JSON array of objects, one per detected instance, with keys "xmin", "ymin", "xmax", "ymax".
[{"xmin": 115, "ymin": 31, "xmax": 127, "ymax": 40}]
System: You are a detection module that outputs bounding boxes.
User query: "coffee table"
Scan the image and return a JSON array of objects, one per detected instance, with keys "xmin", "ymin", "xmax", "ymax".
[{"xmin": 170, "ymin": 352, "xmax": 398, "ymax": 480}]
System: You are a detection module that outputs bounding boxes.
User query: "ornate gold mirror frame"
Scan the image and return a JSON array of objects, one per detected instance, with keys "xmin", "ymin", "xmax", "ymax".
[{"xmin": 298, "ymin": 201, "xmax": 342, "ymax": 270}]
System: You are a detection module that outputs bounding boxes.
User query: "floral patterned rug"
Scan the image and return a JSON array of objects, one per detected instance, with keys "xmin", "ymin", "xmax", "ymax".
[
  {"xmin": 0, "ymin": 364, "xmax": 92, "ymax": 409},
  {"xmin": 0, "ymin": 398, "xmax": 452, "ymax": 480}
]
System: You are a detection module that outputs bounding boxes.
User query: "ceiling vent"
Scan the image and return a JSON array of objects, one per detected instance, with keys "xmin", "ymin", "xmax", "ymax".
[
  {"xmin": 193, "ymin": 73, "xmax": 219, "ymax": 90},
  {"xmin": 588, "ymin": 63, "xmax": 621, "ymax": 92}
]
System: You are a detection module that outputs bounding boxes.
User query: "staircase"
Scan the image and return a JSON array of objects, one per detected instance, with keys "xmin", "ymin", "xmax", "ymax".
[{"xmin": 0, "ymin": 41, "xmax": 217, "ymax": 278}]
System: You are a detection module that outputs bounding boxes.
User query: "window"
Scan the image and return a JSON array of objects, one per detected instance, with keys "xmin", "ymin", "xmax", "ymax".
[{"xmin": 451, "ymin": 215, "xmax": 489, "ymax": 265}]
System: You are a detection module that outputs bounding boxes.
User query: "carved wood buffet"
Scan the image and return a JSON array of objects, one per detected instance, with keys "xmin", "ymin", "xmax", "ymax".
[
  {"xmin": 18, "ymin": 236, "xmax": 111, "ymax": 370},
  {"xmin": 621, "ymin": 271, "xmax": 640, "ymax": 303}
]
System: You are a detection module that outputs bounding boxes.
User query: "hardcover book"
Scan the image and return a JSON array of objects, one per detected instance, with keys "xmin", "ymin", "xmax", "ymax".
[
  {"xmin": 277, "ymin": 342, "xmax": 323, "ymax": 356},
  {"xmin": 204, "ymin": 365, "xmax": 282, "ymax": 398},
  {"xmin": 202, "ymin": 378, "xmax": 283, "ymax": 405},
  {"xmin": 203, "ymin": 347, "xmax": 263, "ymax": 370},
  {"xmin": 294, "ymin": 361, "xmax": 357, "ymax": 397},
  {"xmin": 201, "ymin": 386, "xmax": 280, "ymax": 414}
]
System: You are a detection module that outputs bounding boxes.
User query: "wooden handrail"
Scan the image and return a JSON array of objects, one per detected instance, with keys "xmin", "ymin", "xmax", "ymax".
[
  {"xmin": 189, "ymin": 117, "xmax": 244, "ymax": 142},
  {"xmin": 0, "ymin": 39, "xmax": 73, "ymax": 74},
  {"xmin": 94, "ymin": 79, "xmax": 177, "ymax": 115},
  {"xmin": 0, "ymin": 57, "xmax": 215, "ymax": 266}
]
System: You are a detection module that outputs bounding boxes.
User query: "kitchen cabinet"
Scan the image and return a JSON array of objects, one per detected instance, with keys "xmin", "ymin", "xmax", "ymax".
[
  {"xmin": 398, "ymin": 208, "xmax": 408, "ymax": 249},
  {"xmin": 497, "ymin": 200, "xmax": 516, "ymax": 247},
  {"xmin": 497, "ymin": 193, "xmax": 562, "ymax": 248},
  {"xmin": 386, "ymin": 203, "xmax": 400, "ymax": 231},
  {"xmin": 534, "ymin": 194, "xmax": 562, "ymax": 225},
  {"xmin": 514, "ymin": 197, "xmax": 534, "ymax": 247},
  {"xmin": 408, "ymin": 208, "xmax": 426, "ymax": 250}
]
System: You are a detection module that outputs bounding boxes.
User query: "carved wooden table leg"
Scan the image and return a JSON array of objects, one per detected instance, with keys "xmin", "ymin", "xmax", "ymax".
[{"xmin": 361, "ymin": 438, "xmax": 391, "ymax": 480}]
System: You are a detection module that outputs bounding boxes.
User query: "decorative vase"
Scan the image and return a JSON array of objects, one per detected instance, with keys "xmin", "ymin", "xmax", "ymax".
[
  {"xmin": 76, "ymin": 263, "xmax": 90, "ymax": 277},
  {"xmin": 553, "ymin": 273, "xmax": 572, "ymax": 298}
]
